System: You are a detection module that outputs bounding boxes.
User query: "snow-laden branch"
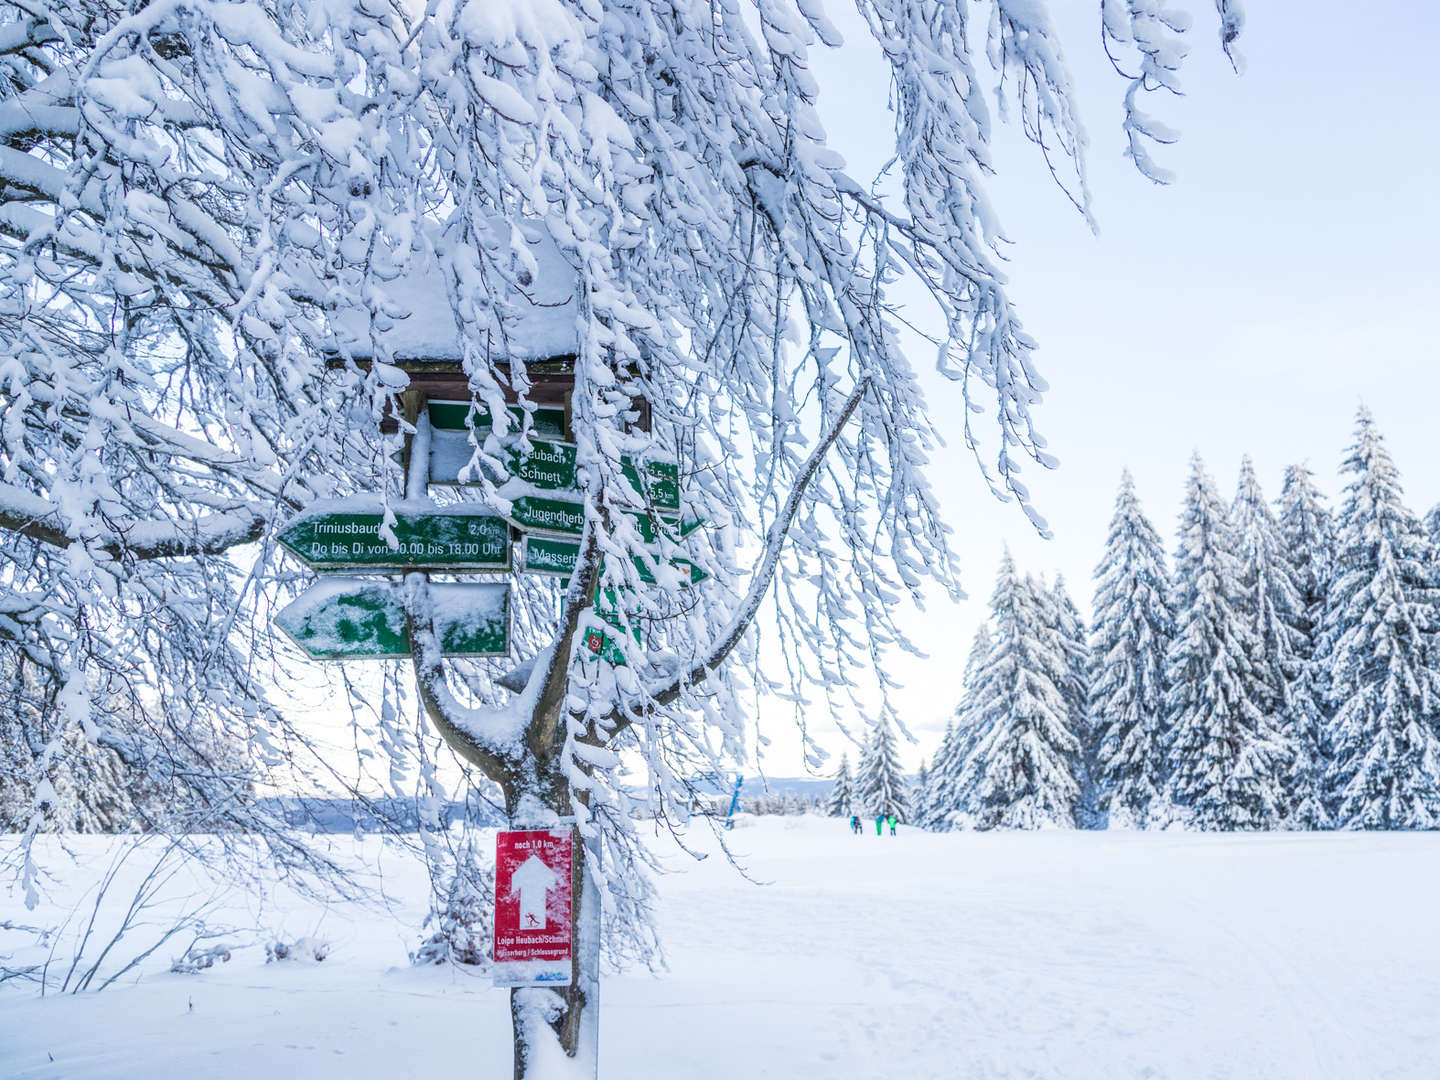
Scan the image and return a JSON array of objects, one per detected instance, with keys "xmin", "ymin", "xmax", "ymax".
[
  {"xmin": 0, "ymin": 480, "xmax": 270, "ymax": 560},
  {"xmin": 643, "ymin": 379, "xmax": 870, "ymax": 713}
]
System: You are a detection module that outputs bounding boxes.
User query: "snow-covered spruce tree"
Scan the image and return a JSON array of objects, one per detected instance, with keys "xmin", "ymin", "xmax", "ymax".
[
  {"xmin": 951, "ymin": 554, "xmax": 1081, "ymax": 829},
  {"xmin": 1425, "ymin": 504, "xmax": 1440, "ymax": 550},
  {"xmin": 1321, "ymin": 409, "xmax": 1440, "ymax": 829},
  {"xmin": 911, "ymin": 760, "xmax": 929, "ymax": 820},
  {"xmin": 1276, "ymin": 464, "xmax": 1334, "ymax": 828},
  {"xmin": 922, "ymin": 625, "xmax": 992, "ymax": 829},
  {"xmin": 1229, "ymin": 457, "xmax": 1301, "ymax": 815},
  {"xmin": 916, "ymin": 721, "xmax": 955, "ymax": 829},
  {"xmin": 0, "ymin": 0, "xmax": 1247, "ymax": 1065},
  {"xmin": 1089, "ymin": 470, "xmax": 1174, "ymax": 828},
  {"xmin": 824, "ymin": 754, "xmax": 855, "ymax": 817},
  {"xmin": 412, "ymin": 819, "xmax": 496, "ymax": 969},
  {"xmin": 1047, "ymin": 575, "xmax": 1093, "ymax": 824},
  {"xmin": 855, "ymin": 715, "xmax": 911, "ymax": 822},
  {"xmin": 1231, "ymin": 459, "xmax": 1301, "ymax": 719},
  {"xmin": 915, "ymin": 731, "xmax": 950, "ymax": 835},
  {"xmin": 1164, "ymin": 456, "xmax": 1289, "ymax": 830}
]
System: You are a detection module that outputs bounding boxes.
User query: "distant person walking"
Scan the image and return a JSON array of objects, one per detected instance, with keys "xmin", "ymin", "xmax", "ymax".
[
  {"xmin": 849, "ymin": 815, "xmax": 861, "ymax": 835},
  {"xmin": 887, "ymin": 814, "xmax": 898, "ymax": 837},
  {"xmin": 874, "ymin": 814, "xmax": 884, "ymax": 836}
]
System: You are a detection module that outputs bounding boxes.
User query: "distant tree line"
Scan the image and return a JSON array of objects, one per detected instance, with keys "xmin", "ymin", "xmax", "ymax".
[
  {"xmin": 741, "ymin": 792, "xmax": 824, "ymax": 816},
  {"xmin": 830, "ymin": 408, "xmax": 1440, "ymax": 831}
]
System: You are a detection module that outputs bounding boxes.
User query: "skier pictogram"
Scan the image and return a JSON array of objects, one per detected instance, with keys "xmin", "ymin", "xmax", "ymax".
[{"xmin": 510, "ymin": 854, "xmax": 559, "ymax": 932}]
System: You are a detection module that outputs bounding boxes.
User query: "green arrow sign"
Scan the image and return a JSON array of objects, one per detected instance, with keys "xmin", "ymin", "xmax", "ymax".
[
  {"xmin": 427, "ymin": 399, "xmax": 568, "ymax": 440},
  {"xmin": 522, "ymin": 535, "xmax": 584, "ymax": 576},
  {"xmin": 506, "ymin": 497, "xmax": 704, "ymax": 548},
  {"xmin": 520, "ymin": 535, "xmax": 708, "ymax": 585},
  {"xmin": 274, "ymin": 579, "xmax": 509, "ymax": 660},
  {"xmin": 428, "ymin": 430, "xmax": 679, "ymax": 511},
  {"xmin": 508, "ymin": 494, "xmax": 586, "ymax": 536},
  {"xmin": 278, "ymin": 505, "xmax": 511, "ymax": 571},
  {"xmin": 632, "ymin": 513, "xmax": 705, "ymax": 544}
]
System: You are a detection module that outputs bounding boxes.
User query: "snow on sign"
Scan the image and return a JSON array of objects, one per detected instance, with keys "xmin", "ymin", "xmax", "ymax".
[{"xmin": 493, "ymin": 829, "xmax": 574, "ymax": 988}]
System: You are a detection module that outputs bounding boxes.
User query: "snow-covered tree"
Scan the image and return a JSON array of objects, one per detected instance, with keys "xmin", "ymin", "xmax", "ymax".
[
  {"xmin": 1048, "ymin": 577, "xmax": 1090, "ymax": 745},
  {"xmin": 952, "ymin": 554, "xmax": 1081, "ymax": 829},
  {"xmin": 1231, "ymin": 458, "xmax": 1303, "ymax": 720},
  {"xmin": 1321, "ymin": 409, "xmax": 1440, "ymax": 829},
  {"xmin": 1276, "ymin": 464, "xmax": 1334, "ymax": 828},
  {"xmin": 855, "ymin": 715, "xmax": 911, "ymax": 822},
  {"xmin": 1164, "ymin": 456, "xmax": 1289, "ymax": 829},
  {"xmin": 911, "ymin": 761, "xmax": 930, "ymax": 821},
  {"xmin": 1229, "ymin": 457, "xmax": 1301, "ymax": 819},
  {"xmin": 1424, "ymin": 505, "xmax": 1440, "ymax": 550},
  {"xmin": 917, "ymin": 721, "xmax": 956, "ymax": 830},
  {"xmin": 0, "ymin": 0, "xmax": 1251, "ymax": 1066},
  {"xmin": 1089, "ymin": 471, "xmax": 1174, "ymax": 828},
  {"xmin": 921, "ymin": 626, "xmax": 992, "ymax": 829},
  {"xmin": 824, "ymin": 754, "xmax": 855, "ymax": 817},
  {"xmin": 1046, "ymin": 575, "xmax": 1093, "ymax": 823}
]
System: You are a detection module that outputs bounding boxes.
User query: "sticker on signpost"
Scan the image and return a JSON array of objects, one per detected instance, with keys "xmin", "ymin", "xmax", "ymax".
[{"xmin": 492, "ymin": 828, "xmax": 574, "ymax": 988}]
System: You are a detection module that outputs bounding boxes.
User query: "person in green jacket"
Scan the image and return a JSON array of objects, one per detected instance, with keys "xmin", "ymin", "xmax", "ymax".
[{"xmin": 887, "ymin": 814, "xmax": 898, "ymax": 836}]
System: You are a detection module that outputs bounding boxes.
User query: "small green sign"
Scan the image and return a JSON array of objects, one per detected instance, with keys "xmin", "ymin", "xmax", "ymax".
[
  {"xmin": 427, "ymin": 399, "xmax": 568, "ymax": 440},
  {"xmin": 428, "ymin": 432, "xmax": 679, "ymax": 511},
  {"xmin": 520, "ymin": 535, "xmax": 708, "ymax": 585},
  {"xmin": 522, "ymin": 535, "xmax": 583, "ymax": 576},
  {"xmin": 509, "ymin": 495, "xmax": 586, "ymax": 536},
  {"xmin": 278, "ymin": 507, "xmax": 510, "ymax": 571},
  {"xmin": 632, "ymin": 513, "xmax": 705, "ymax": 544},
  {"xmin": 274, "ymin": 579, "xmax": 509, "ymax": 660},
  {"xmin": 581, "ymin": 624, "xmax": 629, "ymax": 666}
]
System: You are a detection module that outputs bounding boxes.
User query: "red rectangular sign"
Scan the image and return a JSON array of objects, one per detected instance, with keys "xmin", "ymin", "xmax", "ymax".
[{"xmin": 493, "ymin": 828, "xmax": 573, "ymax": 986}]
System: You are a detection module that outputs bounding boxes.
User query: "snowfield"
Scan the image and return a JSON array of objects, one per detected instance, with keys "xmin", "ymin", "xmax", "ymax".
[{"xmin": 3, "ymin": 817, "xmax": 1438, "ymax": 1079}]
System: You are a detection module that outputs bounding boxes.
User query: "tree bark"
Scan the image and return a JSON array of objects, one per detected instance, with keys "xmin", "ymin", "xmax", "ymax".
[{"xmin": 509, "ymin": 825, "xmax": 598, "ymax": 1080}]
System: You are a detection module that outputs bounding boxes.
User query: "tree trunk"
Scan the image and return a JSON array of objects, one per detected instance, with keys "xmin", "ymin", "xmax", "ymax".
[{"xmin": 509, "ymin": 821, "xmax": 599, "ymax": 1080}]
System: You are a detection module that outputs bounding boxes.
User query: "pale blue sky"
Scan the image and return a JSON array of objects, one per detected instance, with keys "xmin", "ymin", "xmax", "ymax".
[{"xmin": 774, "ymin": 1, "xmax": 1440, "ymax": 771}]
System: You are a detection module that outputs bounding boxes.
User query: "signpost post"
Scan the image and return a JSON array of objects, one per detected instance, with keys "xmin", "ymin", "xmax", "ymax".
[{"xmin": 492, "ymin": 828, "xmax": 575, "ymax": 988}]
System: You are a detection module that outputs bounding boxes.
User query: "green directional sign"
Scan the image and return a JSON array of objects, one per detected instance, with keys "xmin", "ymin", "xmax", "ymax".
[
  {"xmin": 278, "ymin": 506, "xmax": 510, "ymax": 571},
  {"xmin": 522, "ymin": 535, "xmax": 583, "ymax": 576},
  {"xmin": 508, "ymin": 497, "xmax": 704, "ymax": 546},
  {"xmin": 427, "ymin": 399, "xmax": 568, "ymax": 440},
  {"xmin": 509, "ymin": 494, "xmax": 586, "ymax": 536},
  {"xmin": 428, "ymin": 431, "xmax": 679, "ymax": 511},
  {"xmin": 580, "ymin": 599, "xmax": 640, "ymax": 666},
  {"xmin": 581, "ymin": 624, "xmax": 629, "ymax": 666},
  {"xmin": 632, "ymin": 513, "xmax": 705, "ymax": 544},
  {"xmin": 521, "ymin": 535, "xmax": 708, "ymax": 585},
  {"xmin": 274, "ymin": 579, "xmax": 509, "ymax": 660}
]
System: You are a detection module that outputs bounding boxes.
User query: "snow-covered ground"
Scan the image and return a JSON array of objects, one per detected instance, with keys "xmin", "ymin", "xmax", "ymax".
[{"xmin": 3, "ymin": 817, "xmax": 1438, "ymax": 1078}]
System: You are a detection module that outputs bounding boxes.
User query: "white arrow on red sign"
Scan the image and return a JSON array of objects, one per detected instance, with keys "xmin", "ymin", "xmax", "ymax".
[
  {"xmin": 492, "ymin": 828, "xmax": 573, "ymax": 988},
  {"xmin": 511, "ymin": 855, "xmax": 558, "ymax": 932}
]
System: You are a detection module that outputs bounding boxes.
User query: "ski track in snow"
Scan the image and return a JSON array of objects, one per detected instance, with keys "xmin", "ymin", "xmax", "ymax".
[{"xmin": 2, "ymin": 819, "xmax": 1438, "ymax": 1078}]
